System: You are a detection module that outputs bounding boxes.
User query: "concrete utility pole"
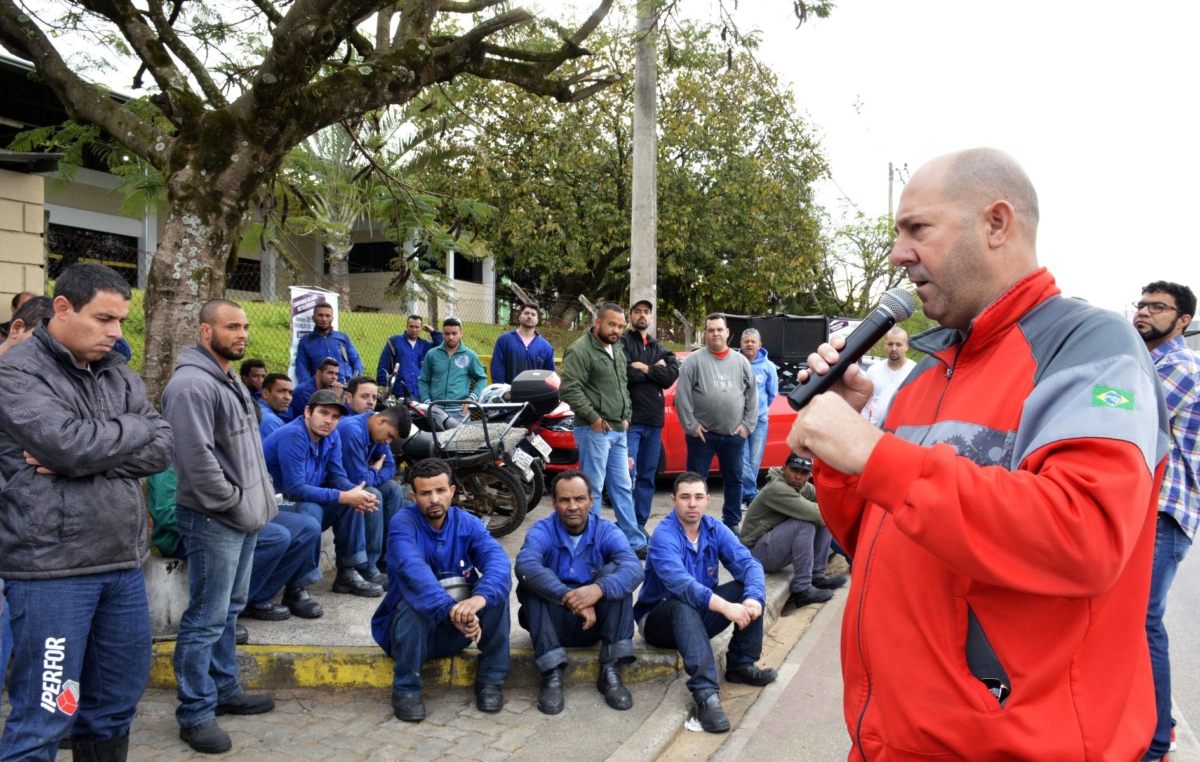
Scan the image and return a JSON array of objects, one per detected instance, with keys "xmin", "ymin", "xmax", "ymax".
[{"xmin": 630, "ymin": 0, "xmax": 659, "ymax": 335}]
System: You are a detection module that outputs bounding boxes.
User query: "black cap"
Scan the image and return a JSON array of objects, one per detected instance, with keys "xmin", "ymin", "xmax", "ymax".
[
  {"xmin": 631, "ymin": 299, "xmax": 654, "ymax": 311},
  {"xmin": 307, "ymin": 389, "xmax": 350, "ymax": 415},
  {"xmin": 785, "ymin": 453, "xmax": 812, "ymax": 471}
]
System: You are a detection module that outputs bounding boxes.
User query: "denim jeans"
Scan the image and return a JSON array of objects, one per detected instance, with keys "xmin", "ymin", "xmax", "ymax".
[
  {"xmin": 0, "ymin": 569, "xmax": 151, "ymax": 762},
  {"xmin": 1145, "ymin": 513, "xmax": 1191, "ymax": 758},
  {"xmin": 0, "ymin": 579, "xmax": 10, "ymax": 699},
  {"xmin": 282, "ymin": 500, "xmax": 368, "ymax": 570},
  {"xmin": 626, "ymin": 424, "xmax": 662, "ymax": 531},
  {"xmin": 685, "ymin": 432, "xmax": 747, "ymax": 529},
  {"xmin": 573, "ymin": 426, "xmax": 646, "ymax": 551},
  {"xmin": 741, "ymin": 414, "xmax": 770, "ymax": 503},
  {"xmin": 174, "ymin": 506, "xmax": 257, "ymax": 729},
  {"xmin": 641, "ymin": 580, "xmax": 762, "ymax": 697},
  {"xmin": 248, "ymin": 511, "xmax": 324, "ymax": 602},
  {"xmin": 361, "ymin": 480, "xmax": 405, "ymax": 577},
  {"xmin": 517, "ymin": 586, "xmax": 636, "ymax": 673},
  {"xmin": 387, "ymin": 598, "xmax": 510, "ymax": 697},
  {"xmin": 750, "ymin": 518, "xmax": 831, "ymax": 593}
]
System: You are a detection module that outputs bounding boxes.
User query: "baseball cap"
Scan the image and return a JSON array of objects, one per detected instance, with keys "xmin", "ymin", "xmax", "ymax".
[
  {"xmin": 631, "ymin": 299, "xmax": 654, "ymax": 311},
  {"xmin": 307, "ymin": 388, "xmax": 350, "ymax": 415},
  {"xmin": 785, "ymin": 453, "xmax": 813, "ymax": 471}
]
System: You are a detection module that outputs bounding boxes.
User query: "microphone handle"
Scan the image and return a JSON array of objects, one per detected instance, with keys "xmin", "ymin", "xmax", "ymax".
[{"xmin": 787, "ymin": 308, "xmax": 898, "ymax": 411}]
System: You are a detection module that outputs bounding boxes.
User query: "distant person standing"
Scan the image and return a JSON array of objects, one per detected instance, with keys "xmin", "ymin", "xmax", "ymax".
[
  {"xmin": 418, "ymin": 317, "xmax": 487, "ymax": 420},
  {"xmin": 240, "ymin": 358, "xmax": 267, "ymax": 401},
  {"xmin": 376, "ymin": 315, "xmax": 442, "ymax": 399},
  {"xmin": 861, "ymin": 327, "xmax": 916, "ymax": 428},
  {"xmin": 490, "ymin": 303, "xmax": 557, "ymax": 385},
  {"xmin": 738, "ymin": 328, "xmax": 778, "ymax": 505},
  {"xmin": 676, "ymin": 314, "xmax": 757, "ymax": 531},
  {"xmin": 295, "ymin": 302, "xmax": 362, "ymax": 385},
  {"xmin": 619, "ymin": 299, "xmax": 679, "ymax": 537},
  {"xmin": 559, "ymin": 303, "xmax": 647, "ymax": 556}
]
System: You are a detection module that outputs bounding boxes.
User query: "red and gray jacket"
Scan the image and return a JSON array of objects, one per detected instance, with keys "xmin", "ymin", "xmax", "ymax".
[{"xmin": 816, "ymin": 268, "xmax": 1169, "ymax": 761}]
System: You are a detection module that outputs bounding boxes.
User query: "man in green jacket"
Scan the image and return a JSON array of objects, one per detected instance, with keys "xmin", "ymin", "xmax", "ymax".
[
  {"xmin": 418, "ymin": 317, "xmax": 487, "ymax": 420},
  {"xmin": 740, "ymin": 455, "xmax": 847, "ymax": 608},
  {"xmin": 559, "ymin": 304, "xmax": 646, "ymax": 555}
]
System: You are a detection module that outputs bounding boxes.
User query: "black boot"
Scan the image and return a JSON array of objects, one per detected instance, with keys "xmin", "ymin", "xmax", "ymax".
[
  {"xmin": 392, "ymin": 694, "xmax": 425, "ymax": 723},
  {"xmin": 790, "ymin": 586, "xmax": 834, "ymax": 608},
  {"xmin": 331, "ymin": 568, "xmax": 384, "ymax": 597},
  {"xmin": 180, "ymin": 719, "xmax": 232, "ymax": 754},
  {"xmin": 596, "ymin": 661, "xmax": 633, "ymax": 710},
  {"xmin": 282, "ymin": 586, "xmax": 324, "ymax": 618},
  {"xmin": 537, "ymin": 666, "xmax": 565, "ymax": 715},
  {"xmin": 72, "ymin": 735, "xmax": 129, "ymax": 762},
  {"xmin": 725, "ymin": 662, "xmax": 778, "ymax": 687},
  {"xmin": 693, "ymin": 690, "xmax": 730, "ymax": 733},
  {"xmin": 475, "ymin": 682, "xmax": 504, "ymax": 713},
  {"xmin": 812, "ymin": 573, "xmax": 849, "ymax": 590}
]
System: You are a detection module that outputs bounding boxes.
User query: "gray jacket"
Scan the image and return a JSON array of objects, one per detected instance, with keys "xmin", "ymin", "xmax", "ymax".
[
  {"xmin": 0, "ymin": 325, "xmax": 173, "ymax": 579},
  {"xmin": 161, "ymin": 346, "xmax": 277, "ymax": 533}
]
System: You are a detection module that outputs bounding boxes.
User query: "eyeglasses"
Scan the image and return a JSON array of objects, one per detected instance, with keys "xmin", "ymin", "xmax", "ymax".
[{"xmin": 1133, "ymin": 301, "xmax": 1180, "ymax": 315}]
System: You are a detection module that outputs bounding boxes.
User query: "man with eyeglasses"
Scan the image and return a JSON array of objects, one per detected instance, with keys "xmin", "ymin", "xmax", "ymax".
[{"xmin": 1133, "ymin": 281, "xmax": 1200, "ymax": 762}]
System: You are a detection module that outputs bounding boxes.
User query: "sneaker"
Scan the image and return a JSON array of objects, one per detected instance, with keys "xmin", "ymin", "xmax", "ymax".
[
  {"xmin": 475, "ymin": 682, "xmax": 504, "ymax": 713},
  {"xmin": 693, "ymin": 691, "xmax": 730, "ymax": 733},
  {"xmin": 537, "ymin": 667, "xmax": 564, "ymax": 715},
  {"xmin": 392, "ymin": 694, "xmax": 425, "ymax": 723},
  {"xmin": 725, "ymin": 662, "xmax": 778, "ymax": 687},
  {"xmin": 1170, "ymin": 726, "xmax": 1178, "ymax": 752},
  {"xmin": 812, "ymin": 573, "xmax": 849, "ymax": 590},
  {"xmin": 790, "ymin": 586, "xmax": 834, "ymax": 608},
  {"xmin": 179, "ymin": 719, "xmax": 232, "ymax": 754},
  {"xmin": 215, "ymin": 691, "xmax": 275, "ymax": 716},
  {"xmin": 332, "ymin": 568, "xmax": 384, "ymax": 597}
]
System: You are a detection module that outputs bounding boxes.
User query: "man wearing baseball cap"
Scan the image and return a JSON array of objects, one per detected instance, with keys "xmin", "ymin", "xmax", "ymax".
[
  {"xmin": 263, "ymin": 389, "xmax": 384, "ymax": 599},
  {"xmin": 740, "ymin": 453, "xmax": 847, "ymax": 608}
]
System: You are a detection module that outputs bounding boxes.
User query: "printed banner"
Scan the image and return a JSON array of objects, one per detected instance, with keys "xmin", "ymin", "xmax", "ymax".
[{"xmin": 288, "ymin": 286, "xmax": 339, "ymax": 381}]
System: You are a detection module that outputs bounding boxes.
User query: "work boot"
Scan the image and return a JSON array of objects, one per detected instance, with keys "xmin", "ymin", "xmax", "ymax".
[
  {"xmin": 282, "ymin": 586, "xmax": 324, "ymax": 618},
  {"xmin": 790, "ymin": 586, "xmax": 834, "ymax": 608},
  {"xmin": 235, "ymin": 624, "xmax": 249, "ymax": 645},
  {"xmin": 215, "ymin": 691, "xmax": 275, "ymax": 716},
  {"xmin": 725, "ymin": 662, "xmax": 778, "ymax": 687},
  {"xmin": 475, "ymin": 682, "xmax": 504, "ymax": 713},
  {"xmin": 596, "ymin": 661, "xmax": 633, "ymax": 710},
  {"xmin": 241, "ymin": 601, "xmax": 291, "ymax": 621},
  {"xmin": 537, "ymin": 667, "xmax": 565, "ymax": 715},
  {"xmin": 332, "ymin": 568, "xmax": 384, "ymax": 597},
  {"xmin": 71, "ymin": 734, "xmax": 128, "ymax": 762},
  {"xmin": 812, "ymin": 573, "xmax": 849, "ymax": 590},
  {"xmin": 179, "ymin": 719, "xmax": 232, "ymax": 754},
  {"xmin": 693, "ymin": 691, "xmax": 730, "ymax": 733},
  {"xmin": 391, "ymin": 694, "xmax": 425, "ymax": 723}
]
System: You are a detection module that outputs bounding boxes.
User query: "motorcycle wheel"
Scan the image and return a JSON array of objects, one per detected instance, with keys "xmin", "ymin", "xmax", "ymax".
[
  {"xmin": 454, "ymin": 463, "xmax": 528, "ymax": 538},
  {"xmin": 511, "ymin": 460, "xmax": 545, "ymax": 512}
]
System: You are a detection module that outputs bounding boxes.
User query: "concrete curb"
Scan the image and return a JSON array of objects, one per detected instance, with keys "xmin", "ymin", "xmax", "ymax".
[
  {"xmin": 606, "ymin": 569, "xmax": 797, "ymax": 762},
  {"xmin": 148, "ymin": 642, "xmax": 683, "ymax": 691}
]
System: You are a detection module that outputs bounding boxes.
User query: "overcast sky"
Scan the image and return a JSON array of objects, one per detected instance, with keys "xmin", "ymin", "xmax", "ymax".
[{"xmin": 681, "ymin": 0, "xmax": 1200, "ymax": 315}]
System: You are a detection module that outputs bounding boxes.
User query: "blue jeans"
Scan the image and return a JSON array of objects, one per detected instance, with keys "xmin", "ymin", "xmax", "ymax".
[
  {"xmin": 641, "ymin": 580, "xmax": 762, "ymax": 697},
  {"xmin": 387, "ymin": 598, "xmax": 510, "ymax": 697},
  {"xmin": 573, "ymin": 426, "xmax": 646, "ymax": 551},
  {"xmin": 174, "ymin": 507, "xmax": 257, "ymax": 729},
  {"xmin": 1145, "ymin": 513, "xmax": 1191, "ymax": 758},
  {"xmin": 361, "ymin": 481, "xmax": 405, "ymax": 577},
  {"xmin": 626, "ymin": 424, "xmax": 662, "ymax": 531},
  {"xmin": 741, "ymin": 414, "xmax": 769, "ymax": 503},
  {"xmin": 517, "ymin": 577, "xmax": 636, "ymax": 673},
  {"xmin": 248, "ymin": 511, "xmax": 324, "ymax": 602},
  {"xmin": 282, "ymin": 500, "xmax": 368, "ymax": 570},
  {"xmin": 0, "ymin": 569, "xmax": 151, "ymax": 761},
  {"xmin": 1, "ymin": 579, "xmax": 10, "ymax": 697},
  {"xmin": 685, "ymin": 432, "xmax": 747, "ymax": 529}
]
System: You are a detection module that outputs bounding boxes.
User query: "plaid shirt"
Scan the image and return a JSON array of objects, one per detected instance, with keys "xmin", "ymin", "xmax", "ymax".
[{"xmin": 1151, "ymin": 335, "xmax": 1200, "ymax": 539}]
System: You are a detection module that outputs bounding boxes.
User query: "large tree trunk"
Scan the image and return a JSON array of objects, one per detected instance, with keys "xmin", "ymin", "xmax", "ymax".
[{"xmin": 326, "ymin": 244, "xmax": 352, "ymax": 310}]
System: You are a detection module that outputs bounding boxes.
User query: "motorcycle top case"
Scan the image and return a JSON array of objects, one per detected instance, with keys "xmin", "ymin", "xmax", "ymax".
[{"xmin": 508, "ymin": 370, "xmax": 561, "ymax": 417}]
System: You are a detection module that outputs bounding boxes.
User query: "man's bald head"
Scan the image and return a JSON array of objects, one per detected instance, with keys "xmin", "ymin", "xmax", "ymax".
[{"xmin": 927, "ymin": 148, "xmax": 1039, "ymax": 240}]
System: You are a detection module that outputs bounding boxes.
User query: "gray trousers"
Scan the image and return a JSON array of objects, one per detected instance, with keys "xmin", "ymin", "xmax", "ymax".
[{"xmin": 750, "ymin": 518, "xmax": 832, "ymax": 593}]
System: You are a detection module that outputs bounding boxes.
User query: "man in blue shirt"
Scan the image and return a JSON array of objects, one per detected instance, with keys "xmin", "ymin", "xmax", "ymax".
[
  {"xmin": 371, "ymin": 458, "xmax": 511, "ymax": 723},
  {"xmin": 515, "ymin": 470, "xmax": 643, "ymax": 715},
  {"xmin": 240, "ymin": 358, "xmax": 267, "ymax": 401},
  {"xmin": 337, "ymin": 406, "xmax": 409, "ymax": 585},
  {"xmin": 491, "ymin": 303, "xmax": 557, "ymax": 385},
  {"xmin": 284, "ymin": 357, "xmax": 342, "ymax": 422},
  {"xmin": 377, "ymin": 315, "xmax": 442, "ymax": 399},
  {"xmin": 263, "ymin": 389, "xmax": 383, "ymax": 598},
  {"xmin": 258, "ymin": 373, "xmax": 292, "ymax": 439},
  {"xmin": 635, "ymin": 472, "xmax": 777, "ymax": 734},
  {"xmin": 295, "ymin": 302, "xmax": 363, "ymax": 385}
]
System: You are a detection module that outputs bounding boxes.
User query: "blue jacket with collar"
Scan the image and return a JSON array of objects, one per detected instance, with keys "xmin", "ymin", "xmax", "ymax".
[
  {"xmin": 371, "ymin": 504, "xmax": 512, "ymax": 652},
  {"xmin": 376, "ymin": 331, "xmax": 443, "ymax": 398},
  {"xmin": 281, "ymin": 377, "xmax": 317, "ymax": 423},
  {"xmin": 515, "ymin": 513, "xmax": 643, "ymax": 602},
  {"xmin": 336, "ymin": 413, "xmax": 396, "ymax": 487},
  {"xmin": 258, "ymin": 399, "xmax": 285, "ymax": 441},
  {"xmin": 633, "ymin": 511, "xmax": 766, "ymax": 622},
  {"xmin": 490, "ymin": 330, "xmax": 557, "ymax": 385},
  {"xmin": 262, "ymin": 417, "xmax": 355, "ymax": 505},
  {"xmin": 749, "ymin": 347, "xmax": 779, "ymax": 419},
  {"xmin": 295, "ymin": 329, "xmax": 363, "ymax": 385}
]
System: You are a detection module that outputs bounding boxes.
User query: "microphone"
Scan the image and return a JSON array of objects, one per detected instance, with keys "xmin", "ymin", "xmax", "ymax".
[{"xmin": 787, "ymin": 288, "xmax": 917, "ymax": 411}]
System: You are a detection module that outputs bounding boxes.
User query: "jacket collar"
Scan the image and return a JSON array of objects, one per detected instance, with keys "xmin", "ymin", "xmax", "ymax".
[
  {"xmin": 31, "ymin": 321, "xmax": 124, "ymax": 374},
  {"xmin": 549, "ymin": 512, "xmax": 596, "ymax": 550},
  {"xmin": 1150, "ymin": 335, "xmax": 1188, "ymax": 363}
]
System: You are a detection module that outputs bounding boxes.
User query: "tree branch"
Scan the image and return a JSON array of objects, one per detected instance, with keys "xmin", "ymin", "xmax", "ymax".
[
  {"xmin": 74, "ymin": 0, "xmax": 190, "ymax": 95},
  {"xmin": 439, "ymin": 0, "xmax": 506, "ymax": 12},
  {"xmin": 144, "ymin": 0, "xmax": 228, "ymax": 107}
]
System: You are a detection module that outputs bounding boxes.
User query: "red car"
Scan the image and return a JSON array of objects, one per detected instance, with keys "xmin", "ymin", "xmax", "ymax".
[{"xmin": 538, "ymin": 351, "xmax": 798, "ymax": 479}]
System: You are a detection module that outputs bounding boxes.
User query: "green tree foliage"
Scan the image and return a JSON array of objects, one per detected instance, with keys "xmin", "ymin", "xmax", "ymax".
[{"xmin": 421, "ymin": 19, "xmax": 826, "ymax": 324}]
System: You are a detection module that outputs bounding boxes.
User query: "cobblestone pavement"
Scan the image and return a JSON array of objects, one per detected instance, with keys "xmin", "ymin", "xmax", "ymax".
[{"xmin": 4, "ymin": 677, "xmax": 673, "ymax": 761}]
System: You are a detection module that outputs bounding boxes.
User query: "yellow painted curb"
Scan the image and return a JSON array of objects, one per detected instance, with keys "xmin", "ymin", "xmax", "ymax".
[{"xmin": 149, "ymin": 642, "xmax": 682, "ymax": 691}]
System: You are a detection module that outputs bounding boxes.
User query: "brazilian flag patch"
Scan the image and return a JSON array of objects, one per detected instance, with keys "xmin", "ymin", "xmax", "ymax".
[{"xmin": 1092, "ymin": 385, "xmax": 1135, "ymax": 410}]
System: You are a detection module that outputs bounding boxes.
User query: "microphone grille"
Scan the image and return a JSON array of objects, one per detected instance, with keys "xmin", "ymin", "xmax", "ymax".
[{"xmin": 879, "ymin": 288, "xmax": 917, "ymax": 321}]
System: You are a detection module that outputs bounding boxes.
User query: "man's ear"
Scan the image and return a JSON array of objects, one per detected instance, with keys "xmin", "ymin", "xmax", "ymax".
[
  {"xmin": 1179, "ymin": 312, "xmax": 1193, "ymax": 332},
  {"xmin": 983, "ymin": 199, "xmax": 1016, "ymax": 250}
]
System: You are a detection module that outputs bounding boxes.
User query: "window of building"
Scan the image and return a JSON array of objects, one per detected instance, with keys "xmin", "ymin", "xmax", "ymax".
[
  {"xmin": 228, "ymin": 258, "xmax": 262, "ymax": 292},
  {"xmin": 348, "ymin": 241, "xmax": 397, "ymax": 271},
  {"xmin": 46, "ymin": 224, "xmax": 139, "ymax": 287},
  {"xmin": 454, "ymin": 252, "xmax": 483, "ymax": 284}
]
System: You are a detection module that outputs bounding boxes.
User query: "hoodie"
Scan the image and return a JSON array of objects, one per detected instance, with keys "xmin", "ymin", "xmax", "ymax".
[
  {"xmin": 747, "ymin": 347, "xmax": 779, "ymax": 420},
  {"xmin": 162, "ymin": 345, "xmax": 277, "ymax": 533}
]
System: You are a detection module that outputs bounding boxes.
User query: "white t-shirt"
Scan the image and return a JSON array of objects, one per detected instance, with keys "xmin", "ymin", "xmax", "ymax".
[{"xmin": 862, "ymin": 359, "xmax": 917, "ymax": 428}]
